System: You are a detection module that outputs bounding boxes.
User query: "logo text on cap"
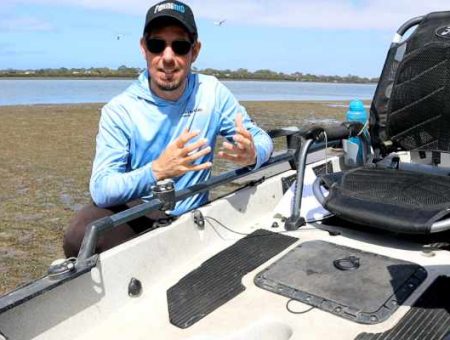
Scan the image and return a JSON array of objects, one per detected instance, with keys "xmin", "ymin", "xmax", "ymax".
[{"xmin": 154, "ymin": 3, "xmax": 185, "ymax": 14}]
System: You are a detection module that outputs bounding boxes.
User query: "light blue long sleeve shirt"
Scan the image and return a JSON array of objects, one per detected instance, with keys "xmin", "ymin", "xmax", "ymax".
[{"xmin": 90, "ymin": 71, "xmax": 273, "ymax": 215}]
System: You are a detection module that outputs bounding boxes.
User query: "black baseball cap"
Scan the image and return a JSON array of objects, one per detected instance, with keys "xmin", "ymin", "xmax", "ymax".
[{"xmin": 143, "ymin": 1, "xmax": 198, "ymax": 40}]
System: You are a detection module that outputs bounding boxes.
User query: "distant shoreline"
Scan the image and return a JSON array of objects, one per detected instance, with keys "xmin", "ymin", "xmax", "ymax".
[
  {"xmin": 0, "ymin": 76, "xmax": 135, "ymax": 80},
  {"xmin": 0, "ymin": 67, "xmax": 379, "ymax": 84},
  {"xmin": 0, "ymin": 76, "xmax": 377, "ymax": 83},
  {"xmin": 0, "ymin": 76, "xmax": 377, "ymax": 85},
  {"xmin": 0, "ymin": 76, "xmax": 377, "ymax": 84}
]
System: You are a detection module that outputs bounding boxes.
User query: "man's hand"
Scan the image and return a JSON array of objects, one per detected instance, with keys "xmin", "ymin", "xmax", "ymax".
[
  {"xmin": 152, "ymin": 129, "xmax": 212, "ymax": 181},
  {"xmin": 217, "ymin": 113, "xmax": 257, "ymax": 166}
]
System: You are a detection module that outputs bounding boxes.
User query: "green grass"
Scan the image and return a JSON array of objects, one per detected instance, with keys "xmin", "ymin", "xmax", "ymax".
[{"xmin": 0, "ymin": 101, "xmax": 347, "ymax": 295}]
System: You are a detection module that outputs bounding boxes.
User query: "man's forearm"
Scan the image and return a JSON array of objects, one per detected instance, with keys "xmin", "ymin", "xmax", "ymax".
[{"xmin": 90, "ymin": 163, "xmax": 157, "ymax": 208}]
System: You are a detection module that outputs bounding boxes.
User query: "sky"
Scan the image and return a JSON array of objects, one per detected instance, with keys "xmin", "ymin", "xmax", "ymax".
[{"xmin": 0, "ymin": 0, "xmax": 449, "ymax": 78}]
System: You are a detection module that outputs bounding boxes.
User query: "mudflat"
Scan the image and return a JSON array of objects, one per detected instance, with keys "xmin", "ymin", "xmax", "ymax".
[{"xmin": 0, "ymin": 101, "xmax": 347, "ymax": 295}]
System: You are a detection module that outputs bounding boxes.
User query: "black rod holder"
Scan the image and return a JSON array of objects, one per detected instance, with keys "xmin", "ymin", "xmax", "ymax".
[
  {"xmin": 77, "ymin": 199, "xmax": 163, "ymax": 261},
  {"xmin": 284, "ymin": 138, "xmax": 314, "ymax": 230}
]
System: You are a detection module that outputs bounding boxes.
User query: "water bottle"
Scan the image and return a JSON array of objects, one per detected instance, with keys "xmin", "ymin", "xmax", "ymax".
[{"xmin": 345, "ymin": 99, "xmax": 368, "ymax": 166}]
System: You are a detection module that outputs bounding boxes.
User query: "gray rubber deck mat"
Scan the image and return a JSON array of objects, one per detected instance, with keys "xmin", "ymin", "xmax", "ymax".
[
  {"xmin": 166, "ymin": 229, "xmax": 298, "ymax": 328},
  {"xmin": 356, "ymin": 276, "xmax": 450, "ymax": 340},
  {"xmin": 254, "ymin": 240, "xmax": 427, "ymax": 324}
]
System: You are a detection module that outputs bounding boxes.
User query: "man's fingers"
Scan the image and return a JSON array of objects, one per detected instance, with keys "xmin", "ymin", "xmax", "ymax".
[
  {"xmin": 235, "ymin": 113, "xmax": 243, "ymax": 128},
  {"xmin": 185, "ymin": 146, "xmax": 212, "ymax": 162},
  {"xmin": 183, "ymin": 138, "xmax": 208, "ymax": 154},
  {"xmin": 235, "ymin": 113, "xmax": 248, "ymax": 134},
  {"xmin": 222, "ymin": 141, "xmax": 240, "ymax": 153},
  {"xmin": 186, "ymin": 162, "xmax": 213, "ymax": 172},
  {"xmin": 219, "ymin": 136, "xmax": 256, "ymax": 166},
  {"xmin": 235, "ymin": 113, "xmax": 252, "ymax": 138},
  {"xmin": 176, "ymin": 129, "xmax": 199, "ymax": 148},
  {"xmin": 179, "ymin": 129, "xmax": 199, "ymax": 145},
  {"xmin": 218, "ymin": 143, "xmax": 243, "ymax": 158},
  {"xmin": 217, "ymin": 151, "xmax": 239, "ymax": 161},
  {"xmin": 233, "ymin": 135, "xmax": 252, "ymax": 150},
  {"xmin": 236, "ymin": 126, "xmax": 251, "ymax": 140},
  {"xmin": 218, "ymin": 151, "xmax": 250, "ymax": 165}
]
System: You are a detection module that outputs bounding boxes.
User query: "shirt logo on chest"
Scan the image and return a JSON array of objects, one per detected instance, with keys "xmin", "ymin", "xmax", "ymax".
[{"xmin": 182, "ymin": 108, "xmax": 204, "ymax": 117}]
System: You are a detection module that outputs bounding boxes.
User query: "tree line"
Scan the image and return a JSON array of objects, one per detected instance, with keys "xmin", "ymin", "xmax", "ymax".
[{"xmin": 0, "ymin": 66, "xmax": 378, "ymax": 83}]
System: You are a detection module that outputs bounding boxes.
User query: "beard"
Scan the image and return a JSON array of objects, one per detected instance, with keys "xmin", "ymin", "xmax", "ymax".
[
  {"xmin": 153, "ymin": 78, "xmax": 183, "ymax": 92},
  {"xmin": 148, "ymin": 66, "xmax": 189, "ymax": 99}
]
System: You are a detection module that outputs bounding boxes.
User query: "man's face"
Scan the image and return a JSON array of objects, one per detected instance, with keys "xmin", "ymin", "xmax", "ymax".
[{"xmin": 141, "ymin": 25, "xmax": 200, "ymax": 100}]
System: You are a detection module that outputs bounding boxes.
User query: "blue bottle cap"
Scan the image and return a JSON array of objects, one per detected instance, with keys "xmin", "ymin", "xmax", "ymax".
[
  {"xmin": 346, "ymin": 99, "xmax": 367, "ymax": 123},
  {"xmin": 348, "ymin": 99, "xmax": 365, "ymax": 112}
]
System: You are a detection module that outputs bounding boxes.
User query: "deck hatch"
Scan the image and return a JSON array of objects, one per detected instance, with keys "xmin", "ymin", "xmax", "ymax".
[{"xmin": 254, "ymin": 240, "xmax": 427, "ymax": 324}]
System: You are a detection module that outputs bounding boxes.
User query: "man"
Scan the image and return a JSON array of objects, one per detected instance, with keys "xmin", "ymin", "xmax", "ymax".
[{"xmin": 63, "ymin": 0, "xmax": 273, "ymax": 257}]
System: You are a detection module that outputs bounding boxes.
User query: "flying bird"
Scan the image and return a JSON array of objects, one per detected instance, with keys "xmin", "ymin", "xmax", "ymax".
[
  {"xmin": 115, "ymin": 33, "xmax": 129, "ymax": 40},
  {"xmin": 214, "ymin": 19, "xmax": 226, "ymax": 26}
]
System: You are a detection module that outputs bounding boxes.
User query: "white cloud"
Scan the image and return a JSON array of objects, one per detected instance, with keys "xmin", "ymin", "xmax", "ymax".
[
  {"xmin": 0, "ymin": 0, "xmax": 147, "ymax": 16},
  {"xmin": 2, "ymin": 0, "xmax": 450, "ymax": 30},
  {"xmin": 0, "ymin": 17, "xmax": 54, "ymax": 31}
]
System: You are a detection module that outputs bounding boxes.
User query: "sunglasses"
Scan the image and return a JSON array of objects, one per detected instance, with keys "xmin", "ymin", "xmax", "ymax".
[{"xmin": 145, "ymin": 38, "xmax": 193, "ymax": 55}]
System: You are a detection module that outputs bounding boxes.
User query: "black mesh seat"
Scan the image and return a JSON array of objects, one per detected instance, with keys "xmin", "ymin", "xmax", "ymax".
[
  {"xmin": 321, "ymin": 167, "xmax": 450, "ymax": 233},
  {"xmin": 313, "ymin": 11, "xmax": 450, "ymax": 234}
]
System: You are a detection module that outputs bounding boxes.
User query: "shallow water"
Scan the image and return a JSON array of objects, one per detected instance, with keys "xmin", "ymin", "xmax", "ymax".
[{"xmin": 0, "ymin": 79, "xmax": 375, "ymax": 106}]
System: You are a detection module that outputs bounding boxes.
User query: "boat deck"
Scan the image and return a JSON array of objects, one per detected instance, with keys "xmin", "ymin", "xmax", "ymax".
[{"xmin": 79, "ymin": 222, "xmax": 450, "ymax": 340}]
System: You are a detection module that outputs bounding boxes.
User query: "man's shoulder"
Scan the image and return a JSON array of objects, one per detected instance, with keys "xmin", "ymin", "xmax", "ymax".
[
  {"xmin": 104, "ymin": 72, "xmax": 148, "ymax": 108},
  {"xmin": 101, "ymin": 90, "xmax": 144, "ymax": 125},
  {"xmin": 103, "ymin": 93, "xmax": 129, "ymax": 113},
  {"xmin": 103, "ymin": 85, "xmax": 144, "ymax": 112}
]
